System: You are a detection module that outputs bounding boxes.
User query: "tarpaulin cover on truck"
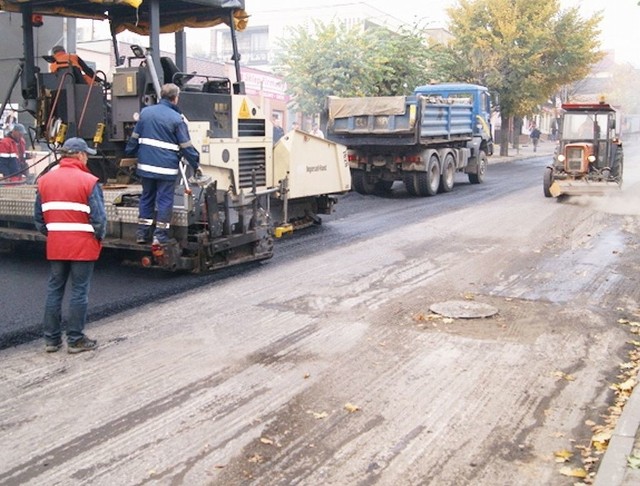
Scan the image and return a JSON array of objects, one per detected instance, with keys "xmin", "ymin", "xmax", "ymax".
[
  {"xmin": 0, "ymin": 0, "xmax": 248, "ymax": 34},
  {"xmin": 327, "ymin": 96, "xmax": 406, "ymax": 120}
]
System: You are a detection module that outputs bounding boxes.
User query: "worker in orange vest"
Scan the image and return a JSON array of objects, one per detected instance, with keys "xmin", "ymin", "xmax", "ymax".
[{"xmin": 50, "ymin": 45, "xmax": 97, "ymax": 85}]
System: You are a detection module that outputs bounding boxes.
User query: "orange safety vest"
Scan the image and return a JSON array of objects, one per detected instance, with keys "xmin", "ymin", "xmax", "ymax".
[
  {"xmin": 50, "ymin": 52, "xmax": 94, "ymax": 85},
  {"xmin": 37, "ymin": 158, "xmax": 102, "ymax": 261}
]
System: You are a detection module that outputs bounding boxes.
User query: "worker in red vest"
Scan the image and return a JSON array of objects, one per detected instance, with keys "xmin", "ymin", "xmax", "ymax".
[
  {"xmin": 34, "ymin": 137, "xmax": 107, "ymax": 354},
  {"xmin": 50, "ymin": 45, "xmax": 97, "ymax": 85},
  {"xmin": 0, "ymin": 123, "xmax": 28, "ymax": 181}
]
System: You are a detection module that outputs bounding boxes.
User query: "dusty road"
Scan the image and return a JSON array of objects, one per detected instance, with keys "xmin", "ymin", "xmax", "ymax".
[{"xmin": 1, "ymin": 148, "xmax": 640, "ymax": 485}]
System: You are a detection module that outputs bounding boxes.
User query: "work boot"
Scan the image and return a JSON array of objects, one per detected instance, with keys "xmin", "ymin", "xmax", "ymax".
[
  {"xmin": 67, "ymin": 336, "xmax": 98, "ymax": 354},
  {"xmin": 136, "ymin": 219, "xmax": 154, "ymax": 244},
  {"xmin": 153, "ymin": 227, "xmax": 170, "ymax": 245},
  {"xmin": 44, "ymin": 340, "xmax": 62, "ymax": 353}
]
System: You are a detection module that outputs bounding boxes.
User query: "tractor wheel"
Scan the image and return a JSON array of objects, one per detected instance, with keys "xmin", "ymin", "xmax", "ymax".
[
  {"xmin": 351, "ymin": 170, "xmax": 376, "ymax": 195},
  {"xmin": 468, "ymin": 150, "xmax": 487, "ymax": 184},
  {"xmin": 439, "ymin": 153, "xmax": 455, "ymax": 193},
  {"xmin": 611, "ymin": 147, "xmax": 624, "ymax": 184},
  {"xmin": 543, "ymin": 167, "xmax": 554, "ymax": 198}
]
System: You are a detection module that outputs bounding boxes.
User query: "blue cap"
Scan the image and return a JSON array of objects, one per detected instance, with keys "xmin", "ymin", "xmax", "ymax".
[
  {"xmin": 62, "ymin": 137, "xmax": 97, "ymax": 155},
  {"xmin": 12, "ymin": 123, "xmax": 26, "ymax": 134}
]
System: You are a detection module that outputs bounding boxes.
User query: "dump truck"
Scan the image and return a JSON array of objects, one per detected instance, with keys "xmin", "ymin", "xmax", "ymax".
[
  {"xmin": 543, "ymin": 101, "xmax": 623, "ymax": 198},
  {"xmin": 325, "ymin": 83, "xmax": 494, "ymax": 196},
  {"xmin": 0, "ymin": 0, "xmax": 350, "ymax": 273}
]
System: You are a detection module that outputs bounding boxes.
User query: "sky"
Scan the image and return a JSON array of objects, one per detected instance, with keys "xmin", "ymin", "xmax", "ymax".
[{"xmin": 250, "ymin": 0, "xmax": 640, "ymax": 67}]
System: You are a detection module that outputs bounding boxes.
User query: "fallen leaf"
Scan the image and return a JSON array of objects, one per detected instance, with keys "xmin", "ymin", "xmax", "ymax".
[
  {"xmin": 552, "ymin": 371, "xmax": 575, "ymax": 381},
  {"xmin": 559, "ymin": 466, "xmax": 587, "ymax": 478},
  {"xmin": 303, "ymin": 373, "xmax": 310, "ymax": 379},
  {"xmin": 260, "ymin": 437, "xmax": 274, "ymax": 445},
  {"xmin": 344, "ymin": 402, "xmax": 361, "ymax": 413},
  {"xmin": 442, "ymin": 318, "xmax": 454, "ymax": 324},
  {"xmin": 306, "ymin": 410, "xmax": 328, "ymax": 419},
  {"xmin": 554, "ymin": 449, "xmax": 574, "ymax": 462},
  {"xmin": 628, "ymin": 451, "xmax": 640, "ymax": 469},
  {"xmin": 585, "ymin": 420, "xmax": 596, "ymax": 427},
  {"xmin": 617, "ymin": 378, "xmax": 636, "ymax": 391},
  {"xmin": 248, "ymin": 453, "xmax": 263, "ymax": 463},
  {"xmin": 463, "ymin": 293, "xmax": 475, "ymax": 300},
  {"xmin": 592, "ymin": 430, "xmax": 612, "ymax": 451}
]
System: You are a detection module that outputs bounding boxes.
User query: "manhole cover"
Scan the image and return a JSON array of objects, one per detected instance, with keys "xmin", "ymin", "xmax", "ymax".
[{"xmin": 429, "ymin": 300, "xmax": 499, "ymax": 319}]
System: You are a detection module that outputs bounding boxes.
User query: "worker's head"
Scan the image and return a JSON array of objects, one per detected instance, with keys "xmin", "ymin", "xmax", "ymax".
[
  {"xmin": 161, "ymin": 83, "xmax": 180, "ymax": 103},
  {"xmin": 52, "ymin": 45, "xmax": 66, "ymax": 55},
  {"xmin": 10, "ymin": 123, "xmax": 26, "ymax": 139},
  {"xmin": 61, "ymin": 137, "xmax": 97, "ymax": 163}
]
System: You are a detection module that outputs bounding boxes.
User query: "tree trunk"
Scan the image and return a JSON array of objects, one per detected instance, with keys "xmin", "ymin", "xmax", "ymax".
[
  {"xmin": 500, "ymin": 113, "xmax": 510, "ymax": 156},
  {"xmin": 513, "ymin": 116, "xmax": 523, "ymax": 150}
]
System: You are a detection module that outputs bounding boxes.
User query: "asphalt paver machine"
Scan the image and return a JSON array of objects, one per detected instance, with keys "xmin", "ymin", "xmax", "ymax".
[{"xmin": 0, "ymin": 0, "xmax": 350, "ymax": 272}]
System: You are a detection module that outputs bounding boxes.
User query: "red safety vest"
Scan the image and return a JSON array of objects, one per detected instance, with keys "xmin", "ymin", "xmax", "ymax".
[
  {"xmin": 0, "ymin": 135, "xmax": 19, "ymax": 164},
  {"xmin": 37, "ymin": 158, "xmax": 102, "ymax": 261}
]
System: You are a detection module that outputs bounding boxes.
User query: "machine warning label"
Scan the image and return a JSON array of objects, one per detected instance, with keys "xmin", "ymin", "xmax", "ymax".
[
  {"xmin": 238, "ymin": 99, "xmax": 251, "ymax": 119},
  {"xmin": 306, "ymin": 165, "xmax": 327, "ymax": 173}
]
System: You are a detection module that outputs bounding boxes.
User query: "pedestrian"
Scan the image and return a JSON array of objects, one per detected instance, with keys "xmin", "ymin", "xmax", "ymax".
[
  {"xmin": 272, "ymin": 114, "xmax": 284, "ymax": 144},
  {"xmin": 311, "ymin": 122, "xmax": 325, "ymax": 139},
  {"xmin": 50, "ymin": 45, "xmax": 99, "ymax": 85},
  {"xmin": 125, "ymin": 83, "xmax": 200, "ymax": 245},
  {"xmin": 34, "ymin": 137, "xmax": 106, "ymax": 354},
  {"xmin": 4, "ymin": 111, "xmax": 17, "ymax": 131},
  {"xmin": 530, "ymin": 124, "xmax": 541, "ymax": 152},
  {"xmin": 290, "ymin": 121, "xmax": 300, "ymax": 132},
  {"xmin": 0, "ymin": 123, "xmax": 29, "ymax": 181}
]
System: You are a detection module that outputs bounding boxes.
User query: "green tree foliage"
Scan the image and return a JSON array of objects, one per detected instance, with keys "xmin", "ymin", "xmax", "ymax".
[
  {"xmin": 274, "ymin": 20, "xmax": 432, "ymax": 116},
  {"xmin": 435, "ymin": 0, "xmax": 602, "ymax": 155}
]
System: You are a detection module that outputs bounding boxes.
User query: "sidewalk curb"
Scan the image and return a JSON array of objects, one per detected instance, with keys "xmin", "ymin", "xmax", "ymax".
[{"xmin": 594, "ymin": 378, "xmax": 640, "ymax": 486}]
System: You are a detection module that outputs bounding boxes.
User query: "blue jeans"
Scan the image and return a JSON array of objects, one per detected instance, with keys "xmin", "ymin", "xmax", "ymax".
[{"xmin": 43, "ymin": 260, "xmax": 95, "ymax": 345}]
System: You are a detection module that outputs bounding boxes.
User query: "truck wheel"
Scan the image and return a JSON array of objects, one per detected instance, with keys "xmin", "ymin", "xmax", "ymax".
[
  {"xmin": 468, "ymin": 150, "xmax": 487, "ymax": 184},
  {"xmin": 439, "ymin": 153, "xmax": 455, "ymax": 193},
  {"xmin": 403, "ymin": 172, "xmax": 418, "ymax": 196},
  {"xmin": 417, "ymin": 155, "xmax": 440, "ymax": 197},
  {"xmin": 352, "ymin": 170, "xmax": 376, "ymax": 195},
  {"xmin": 543, "ymin": 167, "xmax": 554, "ymax": 198}
]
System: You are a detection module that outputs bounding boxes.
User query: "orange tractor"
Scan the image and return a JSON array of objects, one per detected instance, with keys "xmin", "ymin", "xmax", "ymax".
[{"xmin": 543, "ymin": 101, "xmax": 623, "ymax": 198}]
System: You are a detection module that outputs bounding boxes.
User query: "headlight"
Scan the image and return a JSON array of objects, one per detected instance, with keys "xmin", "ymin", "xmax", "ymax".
[
  {"xmin": 557, "ymin": 154, "xmax": 565, "ymax": 162},
  {"xmin": 588, "ymin": 155, "xmax": 596, "ymax": 162}
]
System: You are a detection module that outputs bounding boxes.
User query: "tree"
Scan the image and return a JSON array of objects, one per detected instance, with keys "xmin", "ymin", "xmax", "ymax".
[
  {"xmin": 274, "ymin": 20, "xmax": 432, "ymax": 116},
  {"xmin": 436, "ymin": 0, "xmax": 602, "ymax": 155}
]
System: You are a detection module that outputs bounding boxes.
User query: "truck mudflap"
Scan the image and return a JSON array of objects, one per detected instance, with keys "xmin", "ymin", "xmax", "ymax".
[{"xmin": 549, "ymin": 179, "xmax": 622, "ymax": 197}]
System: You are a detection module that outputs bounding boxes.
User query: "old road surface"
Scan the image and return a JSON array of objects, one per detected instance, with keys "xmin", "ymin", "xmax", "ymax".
[{"xmin": 2, "ymin": 144, "xmax": 640, "ymax": 485}]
